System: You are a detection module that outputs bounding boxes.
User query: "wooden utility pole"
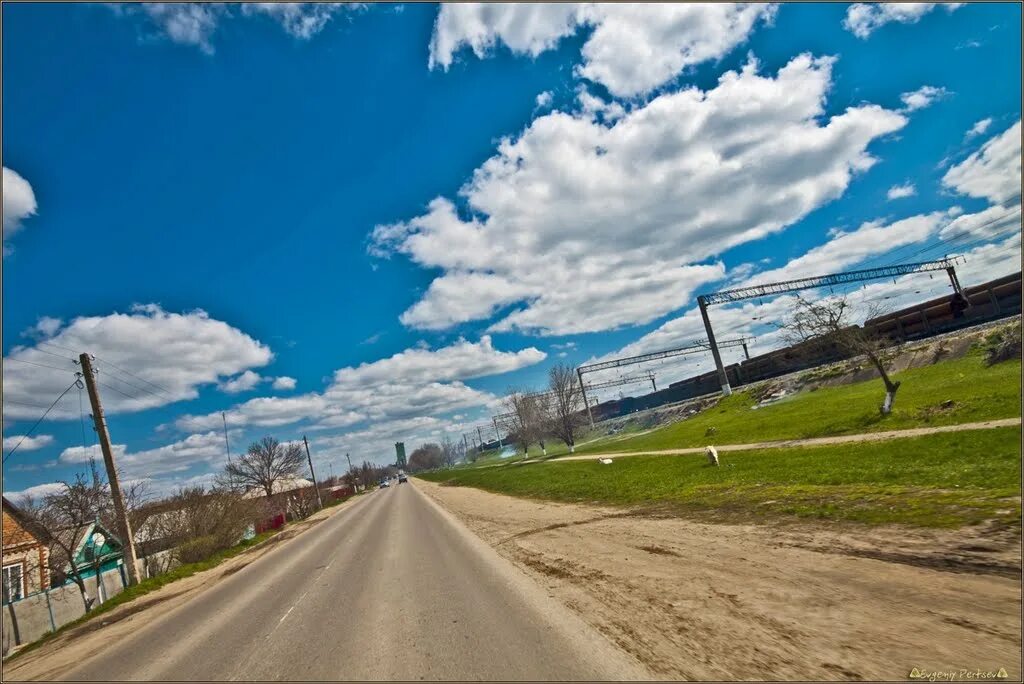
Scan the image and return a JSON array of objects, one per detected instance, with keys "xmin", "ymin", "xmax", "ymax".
[
  {"xmin": 302, "ymin": 436, "xmax": 323, "ymax": 509},
  {"xmin": 78, "ymin": 354, "xmax": 142, "ymax": 586}
]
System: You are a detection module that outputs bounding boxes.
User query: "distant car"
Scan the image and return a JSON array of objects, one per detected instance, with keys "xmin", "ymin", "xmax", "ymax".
[
  {"xmin": 397, "ymin": 473, "xmax": 408, "ymax": 484},
  {"xmin": 379, "ymin": 479, "xmax": 389, "ymax": 488}
]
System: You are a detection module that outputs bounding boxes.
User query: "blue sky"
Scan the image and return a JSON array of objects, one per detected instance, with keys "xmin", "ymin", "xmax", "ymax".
[{"xmin": 3, "ymin": 2, "xmax": 1021, "ymax": 499}]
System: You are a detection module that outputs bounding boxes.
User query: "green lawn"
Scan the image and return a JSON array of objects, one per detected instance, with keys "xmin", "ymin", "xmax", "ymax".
[
  {"xmin": 570, "ymin": 348, "xmax": 1020, "ymax": 455},
  {"xmin": 418, "ymin": 426, "xmax": 1022, "ymax": 528}
]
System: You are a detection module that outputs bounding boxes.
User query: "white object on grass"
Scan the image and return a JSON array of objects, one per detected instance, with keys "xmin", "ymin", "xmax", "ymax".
[{"xmin": 705, "ymin": 445, "xmax": 719, "ymax": 467}]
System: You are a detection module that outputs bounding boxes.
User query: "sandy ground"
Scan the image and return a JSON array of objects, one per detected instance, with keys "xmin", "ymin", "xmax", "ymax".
[{"xmin": 417, "ymin": 479, "xmax": 1022, "ymax": 681}]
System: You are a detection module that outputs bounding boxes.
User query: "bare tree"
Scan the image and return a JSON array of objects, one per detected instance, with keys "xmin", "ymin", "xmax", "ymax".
[
  {"xmin": 439, "ymin": 435, "xmax": 458, "ymax": 468},
  {"xmin": 547, "ymin": 363, "xmax": 586, "ymax": 453},
  {"xmin": 784, "ymin": 295, "xmax": 901, "ymax": 414},
  {"xmin": 15, "ymin": 469, "xmax": 147, "ymax": 612},
  {"xmin": 224, "ymin": 436, "xmax": 306, "ymax": 497},
  {"xmin": 500, "ymin": 390, "xmax": 549, "ymax": 456}
]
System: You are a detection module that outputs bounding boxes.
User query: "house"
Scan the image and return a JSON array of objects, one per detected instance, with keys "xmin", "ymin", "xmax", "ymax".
[
  {"xmin": 240, "ymin": 476, "xmax": 314, "ymax": 498},
  {"xmin": 49, "ymin": 520, "xmax": 125, "ymax": 589},
  {"xmin": 1, "ymin": 497, "xmax": 50, "ymax": 604}
]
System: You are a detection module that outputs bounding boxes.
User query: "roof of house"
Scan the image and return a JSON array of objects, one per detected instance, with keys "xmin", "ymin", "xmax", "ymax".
[{"xmin": 2, "ymin": 495, "xmax": 52, "ymax": 546}]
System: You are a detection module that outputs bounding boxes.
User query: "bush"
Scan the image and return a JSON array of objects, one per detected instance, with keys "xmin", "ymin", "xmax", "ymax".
[
  {"xmin": 175, "ymin": 535, "xmax": 221, "ymax": 564},
  {"xmin": 985, "ymin": 325, "xmax": 1022, "ymax": 366}
]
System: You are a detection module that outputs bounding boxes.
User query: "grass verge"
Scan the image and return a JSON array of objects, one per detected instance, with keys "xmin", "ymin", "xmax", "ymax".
[
  {"xmin": 571, "ymin": 348, "xmax": 1020, "ymax": 455},
  {"xmin": 419, "ymin": 427, "xmax": 1022, "ymax": 528}
]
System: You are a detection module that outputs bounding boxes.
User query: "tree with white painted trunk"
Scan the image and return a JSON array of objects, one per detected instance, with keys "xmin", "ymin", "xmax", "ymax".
[
  {"xmin": 546, "ymin": 364, "xmax": 587, "ymax": 453},
  {"xmin": 783, "ymin": 295, "xmax": 901, "ymax": 415}
]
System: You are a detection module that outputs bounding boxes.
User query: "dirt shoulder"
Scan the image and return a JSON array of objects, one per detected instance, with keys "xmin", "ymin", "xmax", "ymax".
[
  {"xmin": 417, "ymin": 479, "xmax": 1022, "ymax": 681},
  {"xmin": 543, "ymin": 417, "xmax": 1022, "ymax": 463},
  {"xmin": 1, "ymin": 493, "xmax": 368, "ymax": 681}
]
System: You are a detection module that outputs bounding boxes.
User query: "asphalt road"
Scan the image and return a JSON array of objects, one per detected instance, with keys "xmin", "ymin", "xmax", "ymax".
[{"xmin": 61, "ymin": 482, "xmax": 648, "ymax": 681}]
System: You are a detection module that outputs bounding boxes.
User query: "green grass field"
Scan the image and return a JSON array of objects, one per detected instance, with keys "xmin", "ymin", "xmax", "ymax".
[
  {"xmin": 568, "ymin": 347, "xmax": 1020, "ymax": 455},
  {"xmin": 419, "ymin": 426, "xmax": 1022, "ymax": 528}
]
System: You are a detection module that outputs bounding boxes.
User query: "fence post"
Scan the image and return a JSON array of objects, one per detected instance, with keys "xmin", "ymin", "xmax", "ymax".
[{"xmin": 45, "ymin": 589, "xmax": 57, "ymax": 633}]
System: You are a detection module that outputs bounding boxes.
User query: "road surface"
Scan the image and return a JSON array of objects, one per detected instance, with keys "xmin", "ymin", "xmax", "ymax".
[{"xmin": 60, "ymin": 483, "xmax": 648, "ymax": 681}]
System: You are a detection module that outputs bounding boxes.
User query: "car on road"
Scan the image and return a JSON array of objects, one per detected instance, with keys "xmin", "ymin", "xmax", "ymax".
[
  {"xmin": 379, "ymin": 479, "xmax": 389, "ymax": 488},
  {"xmin": 398, "ymin": 473, "xmax": 408, "ymax": 484}
]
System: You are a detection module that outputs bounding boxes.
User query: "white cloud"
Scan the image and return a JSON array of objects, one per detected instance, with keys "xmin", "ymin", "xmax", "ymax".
[
  {"xmin": 535, "ymin": 91, "xmax": 553, "ymax": 109},
  {"xmin": 3, "ymin": 167, "xmax": 38, "ymax": 254},
  {"xmin": 59, "ymin": 443, "xmax": 127, "ymax": 465},
  {"xmin": 218, "ymin": 370, "xmax": 264, "ymax": 394},
  {"xmin": 3, "ymin": 304, "xmax": 273, "ymax": 421},
  {"xmin": 372, "ymin": 54, "xmax": 907, "ymax": 336},
  {"xmin": 746, "ymin": 211, "xmax": 955, "ymax": 285},
  {"xmin": 272, "ymin": 376, "xmax": 297, "ymax": 390},
  {"xmin": 887, "ymin": 182, "xmax": 917, "ymax": 200},
  {"xmin": 2, "ymin": 434, "xmax": 54, "ymax": 452},
  {"xmin": 177, "ymin": 336, "xmax": 545, "ymax": 433},
  {"xmin": 844, "ymin": 3, "xmax": 963, "ymax": 39},
  {"xmin": 965, "ymin": 117, "xmax": 993, "ymax": 139},
  {"xmin": 430, "ymin": 3, "xmax": 777, "ymax": 97},
  {"xmin": 3, "ymin": 482, "xmax": 66, "ymax": 503},
  {"xmin": 899, "ymin": 85, "xmax": 949, "ymax": 112},
  {"xmin": 240, "ymin": 3, "xmax": 356, "ymax": 39},
  {"xmin": 120, "ymin": 432, "xmax": 229, "ymax": 479},
  {"xmin": 939, "ymin": 203, "xmax": 1021, "ymax": 243},
  {"xmin": 943, "ymin": 121, "xmax": 1022, "ymax": 206},
  {"xmin": 114, "ymin": 3, "xmax": 358, "ymax": 53},
  {"xmin": 23, "ymin": 317, "xmax": 64, "ymax": 341}
]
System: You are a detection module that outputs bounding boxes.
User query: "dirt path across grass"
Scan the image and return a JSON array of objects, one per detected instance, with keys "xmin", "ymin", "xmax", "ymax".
[
  {"xmin": 417, "ymin": 479, "xmax": 1022, "ymax": 681},
  {"xmin": 540, "ymin": 417, "xmax": 1022, "ymax": 464}
]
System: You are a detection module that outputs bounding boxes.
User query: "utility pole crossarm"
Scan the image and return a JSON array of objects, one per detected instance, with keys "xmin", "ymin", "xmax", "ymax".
[{"xmin": 697, "ymin": 256, "xmax": 964, "ymax": 306}]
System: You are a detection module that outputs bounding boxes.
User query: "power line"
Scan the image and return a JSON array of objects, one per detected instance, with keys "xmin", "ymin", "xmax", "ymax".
[
  {"xmin": 4, "ymin": 357, "xmax": 80, "ymax": 373},
  {"xmin": 23, "ymin": 347, "xmax": 78, "ymax": 363},
  {"xmin": 4, "ymin": 378, "xmax": 82, "ymax": 464}
]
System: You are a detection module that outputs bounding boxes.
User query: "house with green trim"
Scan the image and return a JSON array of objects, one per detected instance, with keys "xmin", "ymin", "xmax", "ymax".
[{"xmin": 51, "ymin": 520, "xmax": 126, "ymax": 588}]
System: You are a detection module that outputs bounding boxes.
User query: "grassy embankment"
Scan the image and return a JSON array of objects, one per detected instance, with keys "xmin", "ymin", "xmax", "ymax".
[
  {"xmin": 419, "ymin": 427, "xmax": 1021, "ymax": 527},
  {"xmin": 420, "ymin": 347, "xmax": 1021, "ymax": 527},
  {"xmin": 563, "ymin": 343, "xmax": 1021, "ymax": 456}
]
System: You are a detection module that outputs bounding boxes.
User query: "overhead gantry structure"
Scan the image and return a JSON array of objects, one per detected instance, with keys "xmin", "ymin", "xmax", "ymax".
[{"xmin": 696, "ymin": 256, "xmax": 967, "ymax": 396}]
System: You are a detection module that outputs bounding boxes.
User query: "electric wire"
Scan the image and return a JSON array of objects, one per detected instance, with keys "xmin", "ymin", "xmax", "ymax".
[{"xmin": 4, "ymin": 379, "xmax": 82, "ymax": 464}]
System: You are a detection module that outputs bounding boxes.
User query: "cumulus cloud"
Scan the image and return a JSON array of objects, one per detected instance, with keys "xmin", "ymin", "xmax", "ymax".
[
  {"xmin": 887, "ymin": 182, "xmax": 917, "ymax": 200},
  {"xmin": 746, "ymin": 211, "xmax": 955, "ymax": 286},
  {"xmin": 430, "ymin": 3, "xmax": 777, "ymax": 97},
  {"xmin": 113, "ymin": 3, "xmax": 358, "ymax": 53},
  {"xmin": 59, "ymin": 443, "xmax": 127, "ymax": 465},
  {"xmin": 965, "ymin": 117, "xmax": 993, "ymax": 139},
  {"xmin": 2, "ymin": 434, "xmax": 54, "ymax": 452},
  {"xmin": 844, "ymin": 3, "xmax": 963, "ymax": 39},
  {"xmin": 943, "ymin": 121, "xmax": 1022, "ymax": 206},
  {"xmin": 272, "ymin": 376, "xmax": 297, "ymax": 390},
  {"xmin": 899, "ymin": 85, "xmax": 949, "ymax": 112},
  {"xmin": 3, "ymin": 167, "xmax": 37, "ymax": 254},
  {"xmin": 119, "ymin": 432, "xmax": 231, "ymax": 479},
  {"xmin": 372, "ymin": 54, "xmax": 907, "ymax": 336},
  {"xmin": 535, "ymin": 90, "xmax": 553, "ymax": 109},
  {"xmin": 3, "ymin": 482, "xmax": 66, "ymax": 503},
  {"xmin": 218, "ymin": 370, "xmax": 264, "ymax": 394},
  {"xmin": 3, "ymin": 304, "xmax": 273, "ymax": 421},
  {"xmin": 176, "ymin": 336, "xmax": 545, "ymax": 433}
]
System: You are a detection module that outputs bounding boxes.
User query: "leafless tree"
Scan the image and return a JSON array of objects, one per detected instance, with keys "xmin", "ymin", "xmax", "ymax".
[
  {"xmin": 15, "ymin": 469, "xmax": 148, "ymax": 612},
  {"xmin": 224, "ymin": 436, "xmax": 306, "ymax": 497},
  {"xmin": 783, "ymin": 295, "xmax": 901, "ymax": 414},
  {"xmin": 547, "ymin": 364, "xmax": 586, "ymax": 453},
  {"xmin": 500, "ymin": 389, "xmax": 549, "ymax": 456},
  {"xmin": 439, "ymin": 435, "xmax": 458, "ymax": 468}
]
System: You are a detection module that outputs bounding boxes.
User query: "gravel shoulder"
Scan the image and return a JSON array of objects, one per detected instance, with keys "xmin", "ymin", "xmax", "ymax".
[{"xmin": 417, "ymin": 478, "xmax": 1022, "ymax": 680}]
